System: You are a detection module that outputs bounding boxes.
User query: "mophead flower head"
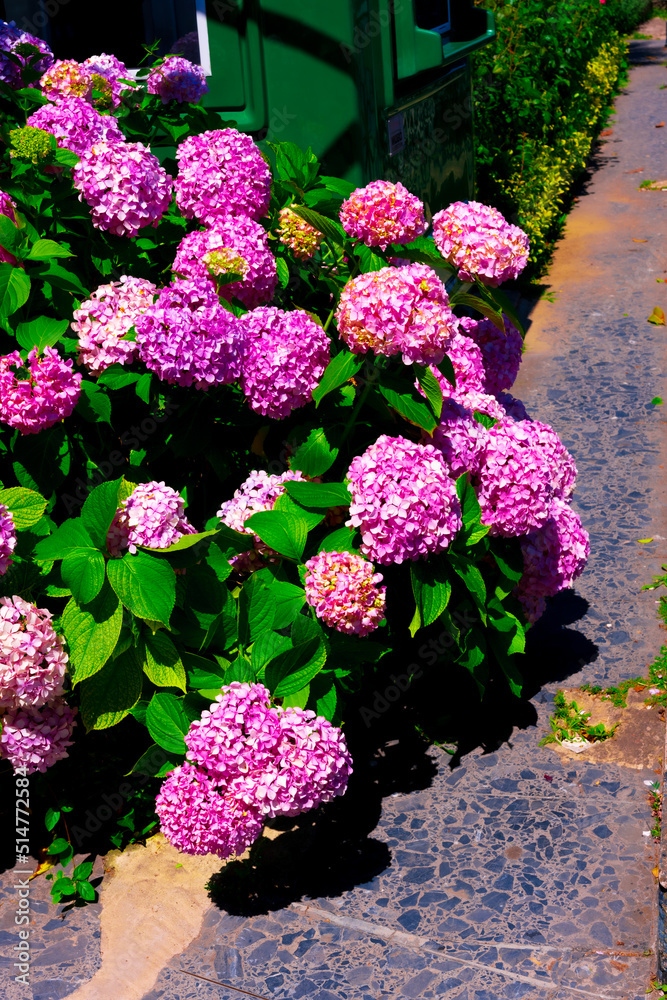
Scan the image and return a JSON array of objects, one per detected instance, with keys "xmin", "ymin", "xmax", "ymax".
[
  {"xmin": 304, "ymin": 550, "xmax": 386, "ymax": 636},
  {"xmin": 72, "ymin": 140, "xmax": 173, "ymax": 238},
  {"xmin": 518, "ymin": 499, "xmax": 590, "ymax": 621},
  {"xmin": 83, "ymin": 53, "xmax": 132, "ymax": 107},
  {"xmin": 336, "ymin": 264, "xmax": 457, "ymax": 366},
  {"xmin": 239, "ymin": 306, "xmax": 330, "ymax": 419},
  {"xmin": 135, "ymin": 277, "xmax": 243, "ymax": 390},
  {"xmin": 175, "ymin": 128, "xmax": 271, "ymax": 224},
  {"xmin": 459, "ymin": 314, "xmax": 523, "ymax": 395},
  {"xmin": 346, "ymin": 435, "xmax": 462, "ymax": 564},
  {"xmin": 0, "ymin": 596, "xmax": 68, "ymax": 710},
  {"xmin": 339, "ymin": 179, "xmax": 427, "ymax": 250},
  {"xmin": 27, "ymin": 96, "xmax": 125, "ymax": 157},
  {"xmin": 0, "ymin": 699, "xmax": 77, "ymax": 775},
  {"xmin": 0, "ymin": 347, "xmax": 81, "ymax": 435},
  {"xmin": 528, "ymin": 420, "xmax": 577, "ymax": 500},
  {"xmin": 185, "ymin": 682, "xmax": 279, "ymax": 779},
  {"xmin": 147, "ymin": 55, "xmax": 208, "ymax": 104},
  {"xmin": 0, "ymin": 21, "xmax": 53, "ymax": 88},
  {"xmin": 432, "ymin": 201, "xmax": 529, "ymax": 286},
  {"xmin": 107, "ymin": 481, "xmax": 195, "ymax": 556},
  {"xmin": 430, "ymin": 396, "xmax": 488, "ymax": 479},
  {"xmin": 9, "ymin": 125, "xmax": 55, "ymax": 165},
  {"xmin": 73, "ymin": 275, "xmax": 158, "ymax": 374},
  {"xmin": 41, "ymin": 59, "xmax": 93, "ymax": 102},
  {"xmin": 217, "ymin": 468, "xmax": 306, "ymax": 571},
  {"xmin": 0, "ymin": 503, "xmax": 16, "ymax": 575},
  {"xmin": 277, "ymin": 207, "xmax": 323, "ymax": 260},
  {"xmin": 172, "ymin": 217, "xmax": 277, "ymax": 309}
]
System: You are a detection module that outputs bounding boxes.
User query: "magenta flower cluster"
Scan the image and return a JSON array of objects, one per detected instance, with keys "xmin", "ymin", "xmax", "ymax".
[
  {"xmin": 339, "ymin": 180, "xmax": 427, "ymax": 250},
  {"xmin": 517, "ymin": 499, "xmax": 590, "ymax": 622},
  {"xmin": 432, "ymin": 201, "xmax": 530, "ymax": 286},
  {"xmin": 0, "ymin": 20, "xmax": 53, "ymax": 89},
  {"xmin": 72, "ymin": 140, "xmax": 173, "ymax": 237},
  {"xmin": 277, "ymin": 207, "xmax": 323, "ymax": 260},
  {"xmin": 41, "ymin": 59, "xmax": 93, "ymax": 102},
  {"xmin": 147, "ymin": 56, "xmax": 208, "ymax": 104},
  {"xmin": 347, "ymin": 435, "xmax": 462, "ymax": 564},
  {"xmin": 304, "ymin": 550, "xmax": 387, "ymax": 636},
  {"xmin": 28, "ymin": 96, "xmax": 125, "ymax": 157},
  {"xmin": 459, "ymin": 314, "xmax": 523, "ymax": 396},
  {"xmin": 0, "ymin": 503, "xmax": 16, "ymax": 575},
  {"xmin": 0, "ymin": 347, "xmax": 81, "ymax": 435},
  {"xmin": 336, "ymin": 264, "xmax": 457, "ymax": 366},
  {"xmin": 175, "ymin": 128, "xmax": 271, "ymax": 225},
  {"xmin": 107, "ymin": 481, "xmax": 195, "ymax": 556},
  {"xmin": 83, "ymin": 53, "xmax": 131, "ymax": 107},
  {"xmin": 217, "ymin": 468, "xmax": 305, "ymax": 571},
  {"xmin": 156, "ymin": 682, "xmax": 353, "ymax": 858},
  {"xmin": 73, "ymin": 275, "xmax": 158, "ymax": 373}
]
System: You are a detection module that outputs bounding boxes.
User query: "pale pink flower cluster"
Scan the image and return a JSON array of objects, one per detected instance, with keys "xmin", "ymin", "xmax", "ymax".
[
  {"xmin": 175, "ymin": 128, "xmax": 271, "ymax": 225},
  {"xmin": 0, "ymin": 503, "xmax": 16, "ymax": 575},
  {"xmin": 27, "ymin": 97, "xmax": 125, "ymax": 157},
  {"xmin": 0, "ymin": 348, "xmax": 81, "ymax": 435},
  {"xmin": 304, "ymin": 550, "xmax": 386, "ymax": 636},
  {"xmin": 432, "ymin": 201, "xmax": 529, "ymax": 286},
  {"xmin": 0, "ymin": 701, "xmax": 77, "ymax": 775},
  {"xmin": 217, "ymin": 468, "xmax": 305, "ymax": 571},
  {"xmin": 459, "ymin": 314, "xmax": 523, "ymax": 395},
  {"xmin": 339, "ymin": 180, "xmax": 427, "ymax": 250},
  {"xmin": 517, "ymin": 499, "xmax": 590, "ymax": 622},
  {"xmin": 156, "ymin": 682, "xmax": 353, "ymax": 858},
  {"xmin": 41, "ymin": 59, "xmax": 93, "ymax": 102},
  {"xmin": 0, "ymin": 596, "xmax": 68, "ymax": 710},
  {"xmin": 277, "ymin": 207, "xmax": 323, "ymax": 260},
  {"xmin": 239, "ymin": 307, "xmax": 330, "ymax": 419},
  {"xmin": 440, "ymin": 329, "xmax": 486, "ymax": 395},
  {"xmin": 107, "ymin": 481, "xmax": 195, "ymax": 556},
  {"xmin": 336, "ymin": 264, "xmax": 457, "ymax": 366},
  {"xmin": 172, "ymin": 217, "xmax": 277, "ymax": 308},
  {"xmin": 72, "ymin": 140, "xmax": 173, "ymax": 237},
  {"xmin": 147, "ymin": 56, "xmax": 208, "ymax": 104},
  {"xmin": 73, "ymin": 275, "xmax": 158, "ymax": 373},
  {"xmin": 347, "ymin": 435, "xmax": 462, "ymax": 564}
]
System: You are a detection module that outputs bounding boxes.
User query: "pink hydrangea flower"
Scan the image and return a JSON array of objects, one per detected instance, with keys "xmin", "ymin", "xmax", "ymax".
[
  {"xmin": 27, "ymin": 96, "xmax": 125, "ymax": 157},
  {"xmin": 459, "ymin": 314, "xmax": 523, "ymax": 395},
  {"xmin": 41, "ymin": 59, "xmax": 93, "ymax": 102},
  {"xmin": 172, "ymin": 217, "xmax": 277, "ymax": 309},
  {"xmin": 72, "ymin": 140, "xmax": 173, "ymax": 237},
  {"xmin": 83, "ymin": 53, "xmax": 132, "ymax": 107},
  {"xmin": 529, "ymin": 420, "xmax": 577, "ymax": 500},
  {"xmin": 147, "ymin": 55, "xmax": 208, "ymax": 104},
  {"xmin": 217, "ymin": 468, "xmax": 305, "ymax": 570},
  {"xmin": 0, "ymin": 698, "xmax": 76, "ymax": 774},
  {"xmin": 135, "ymin": 278, "xmax": 243, "ymax": 390},
  {"xmin": 430, "ymin": 396, "xmax": 489, "ymax": 479},
  {"xmin": 517, "ymin": 499, "xmax": 590, "ymax": 621},
  {"xmin": 346, "ymin": 435, "xmax": 462, "ymax": 564},
  {"xmin": 0, "ymin": 347, "xmax": 81, "ymax": 435},
  {"xmin": 0, "ymin": 189, "xmax": 18, "ymax": 265},
  {"xmin": 239, "ymin": 307, "xmax": 330, "ymax": 419},
  {"xmin": 0, "ymin": 503, "xmax": 16, "ymax": 575},
  {"xmin": 339, "ymin": 180, "xmax": 427, "ymax": 250},
  {"xmin": 277, "ymin": 207, "xmax": 323, "ymax": 260},
  {"xmin": 432, "ymin": 201, "xmax": 530, "ymax": 286},
  {"xmin": 0, "ymin": 596, "xmax": 68, "ymax": 710},
  {"xmin": 0, "ymin": 20, "xmax": 53, "ymax": 88},
  {"xmin": 496, "ymin": 392, "xmax": 530, "ymax": 421},
  {"xmin": 175, "ymin": 128, "xmax": 271, "ymax": 225},
  {"xmin": 441, "ymin": 329, "xmax": 486, "ymax": 395},
  {"xmin": 73, "ymin": 275, "xmax": 158, "ymax": 374},
  {"xmin": 107, "ymin": 481, "xmax": 195, "ymax": 556},
  {"xmin": 304, "ymin": 550, "xmax": 386, "ymax": 636},
  {"xmin": 336, "ymin": 264, "xmax": 457, "ymax": 366}
]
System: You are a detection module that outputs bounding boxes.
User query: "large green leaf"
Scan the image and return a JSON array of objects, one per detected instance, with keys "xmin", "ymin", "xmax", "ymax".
[
  {"xmin": 378, "ymin": 374, "xmax": 438, "ymax": 434},
  {"xmin": 79, "ymin": 646, "xmax": 143, "ymax": 730},
  {"xmin": 289, "ymin": 427, "xmax": 339, "ymax": 477},
  {"xmin": 265, "ymin": 615, "xmax": 327, "ymax": 696},
  {"xmin": 34, "ymin": 519, "xmax": 95, "ymax": 561},
  {"xmin": 251, "ymin": 629, "xmax": 292, "ymax": 671},
  {"xmin": 409, "ymin": 559, "xmax": 452, "ymax": 637},
  {"xmin": 273, "ymin": 493, "xmax": 325, "ymax": 532},
  {"xmin": 451, "ymin": 292, "xmax": 504, "ymax": 332},
  {"xmin": 0, "ymin": 486, "xmax": 47, "ymax": 529},
  {"xmin": 238, "ymin": 574, "xmax": 278, "ymax": 644},
  {"xmin": 414, "ymin": 365, "xmax": 443, "ymax": 420},
  {"xmin": 284, "ymin": 480, "xmax": 351, "ymax": 509},
  {"xmin": 15, "ymin": 316, "xmax": 69, "ymax": 353},
  {"xmin": 81, "ymin": 478, "xmax": 122, "ymax": 548},
  {"xmin": 244, "ymin": 509, "xmax": 307, "ymax": 561},
  {"xmin": 270, "ymin": 580, "xmax": 307, "ymax": 628},
  {"xmin": 61, "ymin": 548, "xmax": 106, "ymax": 604},
  {"xmin": 62, "ymin": 581, "xmax": 123, "ymax": 683},
  {"xmin": 317, "ymin": 525, "xmax": 359, "ymax": 555},
  {"xmin": 150, "ymin": 528, "xmax": 220, "ymax": 554},
  {"xmin": 0, "ymin": 263, "xmax": 30, "ymax": 317},
  {"xmin": 107, "ymin": 551, "xmax": 176, "ymax": 627},
  {"xmin": 145, "ymin": 692, "xmax": 190, "ymax": 753},
  {"xmin": 143, "ymin": 631, "xmax": 186, "ymax": 692},
  {"xmin": 290, "ymin": 204, "xmax": 346, "ymax": 246},
  {"xmin": 27, "ymin": 238, "xmax": 74, "ymax": 260},
  {"xmin": 312, "ymin": 350, "xmax": 364, "ymax": 405}
]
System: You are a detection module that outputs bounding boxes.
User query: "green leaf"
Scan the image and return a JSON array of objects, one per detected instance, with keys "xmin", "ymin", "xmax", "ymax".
[
  {"xmin": 415, "ymin": 365, "xmax": 443, "ymax": 419},
  {"xmin": 145, "ymin": 692, "xmax": 189, "ymax": 753},
  {"xmin": 290, "ymin": 427, "xmax": 339, "ymax": 477},
  {"xmin": 276, "ymin": 256, "xmax": 290, "ymax": 289},
  {"xmin": 214, "ymin": 524, "xmax": 253, "ymax": 556},
  {"xmin": 224, "ymin": 654, "xmax": 255, "ymax": 684},
  {"xmin": 80, "ymin": 646, "xmax": 143, "ymax": 730},
  {"xmin": 15, "ymin": 316, "xmax": 69, "ymax": 353},
  {"xmin": 143, "ymin": 631, "xmax": 186, "ymax": 692},
  {"xmin": 0, "ymin": 486, "xmax": 47, "ymax": 529},
  {"xmin": 251, "ymin": 629, "xmax": 292, "ymax": 670},
  {"xmin": 458, "ymin": 628, "xmax": 489, "ymax": 697},
  {"xmin": 34, "ymin": 519, "xmax": 95, "ymax": 561},
  {"xmin": 453, "ymin": 293, "xmax": 504, "ymax": 331},
  {"xmin": 183, "ymin": 652, "xmax": 226, "ymax": 690},
  {"xmin": 290, "ymin": 204, "xmax": 346, "ymax": 246},
  {"xmin": 312, "ymin": 350, "xmax": 364, "ymax": 405},
  {"xmin": 129, "ymin": 743, "xmax": 183, "ymax": 777},
  {"xmin": 318, "ymin": 525, "xmax": 359, "ymax": 554},
  {"xmin": 282, "ymin": 685, "xmax": 310, "ymax": 709},
  {"xmin": 44, "ymin": 806, "xmax": 60, "ymax": 832},
  {"xmin": 269, "ymin": 580, "xmax": 307, "ymax": 628},
  {"xmin": 76, "ymin": 880, "xmax": 96, "ymax": 902},
  {"xmin": 378, "ymin": 375, "xmax": 438, "ymax": 434},
  {"xmin": 107, "ymin": 551, "xmax": 176, "ymax": 627},
  {"xmin": 355, "ymin": 244, "xmax": 387, "ymax": 272},
  {"xmin": 244, "ymin": 509, "xmax": 307, "ymax": 561},
  {"xmin": 239, "ymin": 574, "xmax": 278, "ymax": 644},
  {"xmin": 97, "ymin": 366, "xmax": 142, "ymax": 390},
  {"xmin": 53, "ymin": 148, "xmax": 79, "ymax": 168},
  {"xmin": 457, "ymin": 476, "xmax": 490, "ymax": 545},
  {"xmin": 273, "ymin": 492, "xmax": 325, "ymax": 532},
  {"xmin": 284, "ymin": 480, "xmax": 351, "ymax": 509},
  {"xmin": 0, "ymin": 263, "xmax": 30, "ymax": 317},
  {"xmin": 146, "ymin": 528, "xmax": 219, "ymax": 554},
  {"xmin": 450, "ymin": 552, "xmax": 487, "ymax": 618},
  {"xmin": 62, "ymin": 581, "xmax": 123, "ymax": 683},
  {"xmin": 310, "ymin": 672, "xmax": 337, "ymax": 720},
  {"xmin": 77, "ymin": 379, "xmax": 112, "ymax": 425},
  {"xmin": 273, "ymin": 140, "xmax": 311, "ymax": 184},
  {"xmin": 81, "ymin": 479, "xmax": 122, "ymax": 548},
  {"xmin": 410, "ymin": 559, "xmax": 451, "ymax": 636},
  {"xmin": 36, "ymin": 259, "xmax": 88, "ymax": 295},
  {"xmin": 27, "ymin": 238, "xmax": 74, "ymax": 260},
  {"xmin": 73, "ymin": 861, "xmax": 93, "ymax": 881},
  {"xmin": 265, "ymin": 615, "xmax": 327, "ymax": 696},
  {"xmin": 437, "ymin": 353, "xmax": 456, "ymax": 389},
  {"xmin": 61, "ymin": 548, "xmax": 106, "ymax": 604},
  {"xmin": 0, "ymin": 214, "xmax": 21, "ymax": 252}
]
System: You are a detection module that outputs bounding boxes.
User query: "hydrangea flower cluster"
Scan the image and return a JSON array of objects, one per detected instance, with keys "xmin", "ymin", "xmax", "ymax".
[
  {"xmin": 0, "ymin": 596, "xmax": 68, "ymax": 710},
  {"xmin": 217, "ymin": 468, "xmax": 305, "ymax": 571},
  {"xmin": 156, "ymin": 682, "xmax": 353, "ymax": 858},
  {"xmin": 0, "ymin": 348, "xmax": 81, "ymax": 435},
  {"xmin": 0, "ymin": 20, "xmax": 53, "ymax": 88},
  {"xmin": 0, "ymin": 189, "xmax": 18, "ymax": 265},
  {"xmin": 339, "ymin": 179, "xmax": 427, "ymax": 250},
  {"xmin": 458, "ymin": 314, "xmax": 523, "ymax": 396},
  {"xmin": 9, "ymin": 126, "xmax": 54, "ymax": 165},
  {"xmin": 0, "ymin": 700, "xmax": 77, "ymax": 775},
  {"xmin": 83, "ymin": 53, "xmax": 131, "ymax": 107},
  {"xmin": 517, "ymin": 499, "xmax": 590, "ymax": 621},
  {"xmin": 41, "ymin": 59, "xmax": 93, "ymax": 102},
  {"xmin": 277, "ymin": 207, "xmax": 323, "ymax": 260},
  {"xmin": 0, "ymin": 504, "xmax": 16, "ymax": 576},
  {"xmin": 135, "ymin": 278, "xmax": 243, "ymax": 390},
  {"xmin": 529, "ymin": 420, "xmax": 577, "ymax": 500},
  {"xmin": 73, "ymin": 275, "xmax": 158, "ymax": 373},
  {"xmin": 336, "ymin": 264, "xmax": 457, "ymax": 366},
  {"xmin": 172, "ymin": 217, "xmax": 277, "ymax": 308},
  {"xmin": 432, "ymin": 201, "xmax": 530, "ymax": 286},
  {"xmin": 347, "ymin": 435, "xmax": 462, "ymax": 564},
  {"xmin": 28, "ymin": 97, "xmax": 125, "ymax": 157},
  {"xmin": 239, "ymin": 307, "xmax": 330, "ymax": 419},
  {"xmin": 147, "ymin": 56, "xmax": 208, "ymax": 104},
  {"xmin": 431, "ymin": 396, "xmax": 488, "ymax": 479},
  {"xmin": 107, "ymin": 481, "xmax": 195, "ymax": 556},
  {"xmin": 72, "ymin": 140, "xmax": 173, "ymax": 238},
  {"xmin": 175, "ymin": 129, "xmax": 271, "ymax": 225},
  {"xmin": 497, "ymin": 392, "xmax": 530, "ymax": 422},
  {"xmin": 439, "ymin": 329, "xmax": 486, "ymax": 395},
  {"xmin": 304, "ymin": 550, "xmax": 386, "ymax": 636}
]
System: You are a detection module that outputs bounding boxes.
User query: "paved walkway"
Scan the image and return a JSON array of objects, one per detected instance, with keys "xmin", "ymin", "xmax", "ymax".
[{"xmin": 3, "ymin": 28, "xmax": 667, "ymax": 1000}]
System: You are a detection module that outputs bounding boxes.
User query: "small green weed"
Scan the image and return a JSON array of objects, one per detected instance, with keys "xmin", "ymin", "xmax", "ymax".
[
  {"xmin": 646, "ymin": 980, "xmax": 667, "ymax": 995},
  {"xmin": 539, "ymin": 691, "xmax": 618, "ymax": 747},
  {"xmin": 640, "ymin": 179, "xmax": 656, "ymax": 188}
]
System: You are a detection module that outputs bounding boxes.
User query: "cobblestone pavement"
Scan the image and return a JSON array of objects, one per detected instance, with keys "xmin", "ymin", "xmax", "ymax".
[{"xmin": 3, "ymin": 30, "xmax": 667, "ymax": 1000}]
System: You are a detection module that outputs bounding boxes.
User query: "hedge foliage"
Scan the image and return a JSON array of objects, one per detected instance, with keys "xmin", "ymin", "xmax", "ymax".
[{"xmin": 473, "ymin": 0, "xmax": 650, "ymax": 275}]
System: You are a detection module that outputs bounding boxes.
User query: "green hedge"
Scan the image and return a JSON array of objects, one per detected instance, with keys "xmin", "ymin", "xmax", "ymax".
[{"xmin": 473, "ymin": 0, "xmax": 649, "ymax": 275}]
